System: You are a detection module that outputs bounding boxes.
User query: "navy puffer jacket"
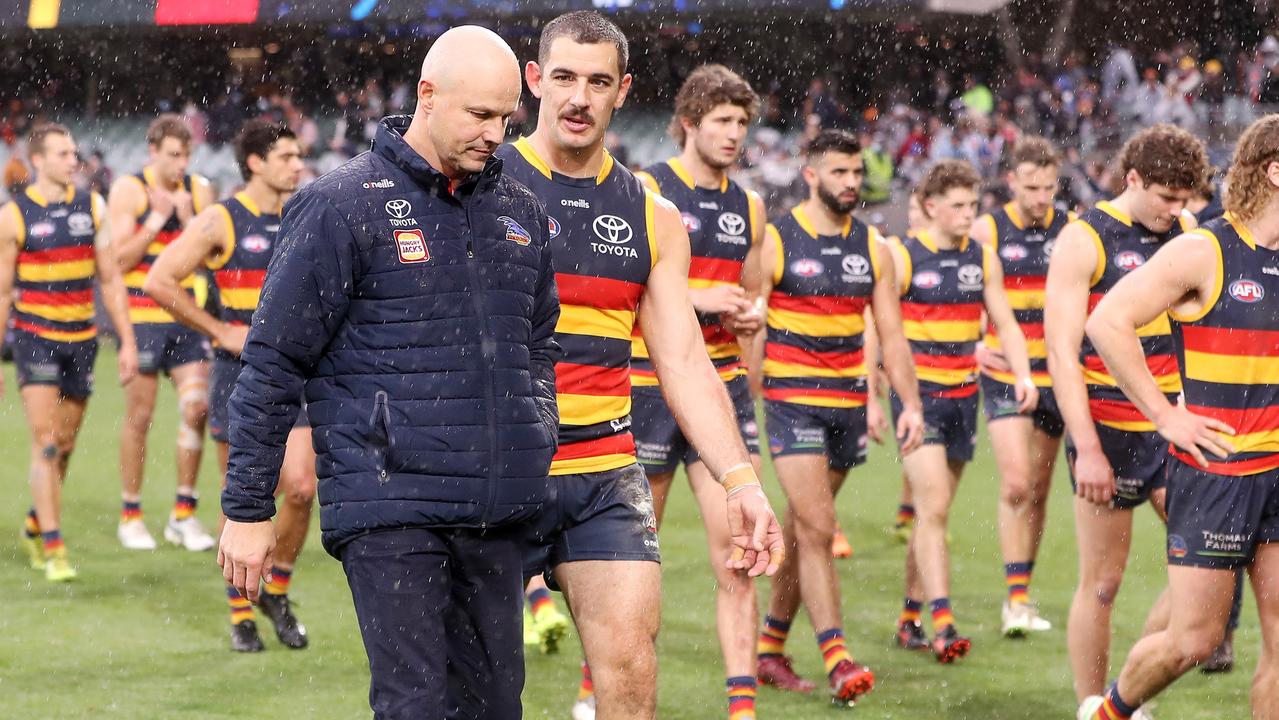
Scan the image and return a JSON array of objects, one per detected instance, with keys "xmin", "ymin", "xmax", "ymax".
[{"xmin": 223, "ymin": 116, "xmax": 560, "ymax": 556}]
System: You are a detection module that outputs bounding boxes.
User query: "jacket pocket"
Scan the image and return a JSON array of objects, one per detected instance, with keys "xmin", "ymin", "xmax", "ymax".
[{"xmin": 368, "ymin": 390, "xmax": 394, "ymax": 484}]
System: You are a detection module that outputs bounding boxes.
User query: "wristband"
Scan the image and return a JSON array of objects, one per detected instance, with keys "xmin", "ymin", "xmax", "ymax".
[
  {"xmin": 721, "ymin": 464, "xmax": 761, "ymax": 498},
  {"xmin": 1019, "ymin": 377, "xmax": 1035, "ymax": 389}
]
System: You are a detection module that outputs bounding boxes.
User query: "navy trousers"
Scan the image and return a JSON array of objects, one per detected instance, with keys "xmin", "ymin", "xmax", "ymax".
[{"xmin": 340, "ymin": 526, "xmax": 526, "ymax": 720}]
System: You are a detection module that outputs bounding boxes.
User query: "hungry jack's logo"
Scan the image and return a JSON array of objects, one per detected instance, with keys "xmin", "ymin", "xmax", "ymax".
[{"xmin": 394, "ymin": 229, "xmax": 429, "ymax": 264}]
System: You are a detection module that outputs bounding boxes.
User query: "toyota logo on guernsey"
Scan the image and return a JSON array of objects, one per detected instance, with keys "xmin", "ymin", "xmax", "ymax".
[
  {"xmin": 1230, "ymin": 279, "xmax": 1265, "ymax": 303},
  {"xmin": 718, "ymin": 212, "xmax": 746, "ymax": 236},
  {"xmin": 592, "ymin": 215, "xmax": 638, "ymax": 258},
  {"xmin": 385, "ymin": 199, "xmax": 416, "ymax": 227}
]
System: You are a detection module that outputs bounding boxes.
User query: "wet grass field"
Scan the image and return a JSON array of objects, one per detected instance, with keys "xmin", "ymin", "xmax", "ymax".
[{"xmin": 2, "ymin": 348, "xmax": 1257, "ymax": 719}]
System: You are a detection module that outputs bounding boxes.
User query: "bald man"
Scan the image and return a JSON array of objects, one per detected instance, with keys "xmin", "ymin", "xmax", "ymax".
[{"xmin": 218, "ymin": 27, "xmax": 561, "ymax": 720}]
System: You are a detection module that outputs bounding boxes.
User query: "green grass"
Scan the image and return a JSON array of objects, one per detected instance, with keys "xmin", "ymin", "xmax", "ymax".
[{"xmin": 1, "ymin": 348, "xmax": 1258, "ymax": 719}]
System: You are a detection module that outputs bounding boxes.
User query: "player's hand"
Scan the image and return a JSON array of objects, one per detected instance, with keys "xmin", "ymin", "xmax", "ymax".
[
  {"xmin": 219, "ymin": 519, "xmax": 276, "ymax": 604},
  {"xmin": 721, "ymin": 308, "xmax": 763, "ymax": 336},
  {"xmin": 216, "ymin": 323, "xmax": 250, "ymax": 357},
  {"xmin": 690, "ymin": 285, "xmax": 752, "ymax": 316},
  {"xmin": 173, "ymin": 190, "xmax": 195, "ymax": 225},
  {"xmin": 1015, "ymin": 378, "xmax": 1040, "ymax": 414},
  {"xmin": 724, "ymin": 482, "xmax": 785, "ymax": 577},
  {"xmin": 1073, "ymin": 445, "xmax": 1116, "ymax": 506},
  {"xmin": 117, "ymin": 341, "xmax": 139, "ymax": 386},
  {"xmin": 148, "ymin": 188, "xmax": 176, "ymax": 219},
  {"xmin": 975, "ymin": 342, "xmax": 1012, "ymax": 375},
  {"xmin": 867, "ymin": 397, "xmax": 889, "ymax": 444},
  {"xmin": 1155, "ymin": 399, "xmax": 1235, "ymax": 469},
  {"xmin": 896, "ymin": 403, "xmax": 925, "ymax": 455}
]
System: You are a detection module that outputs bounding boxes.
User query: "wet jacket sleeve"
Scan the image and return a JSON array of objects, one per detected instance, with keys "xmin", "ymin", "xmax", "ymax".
[
  {"xmin": 529, "ymin": 204, "xmax": 562, "ymax": 448},
  {"xmin": 222, "ymin": 192, "xmax": 360, "ymax": 521}
]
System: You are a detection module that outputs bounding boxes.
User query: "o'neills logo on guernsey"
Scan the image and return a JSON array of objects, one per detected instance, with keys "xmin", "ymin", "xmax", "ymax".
[{"xmin": 394, "ymin": 229, "xmax": 429, "ymax": 264}]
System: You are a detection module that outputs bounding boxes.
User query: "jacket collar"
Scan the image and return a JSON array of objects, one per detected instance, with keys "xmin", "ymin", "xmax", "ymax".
[{"xmin": 372, "ymin": 115, "xmax": 502, "ymax": 196}]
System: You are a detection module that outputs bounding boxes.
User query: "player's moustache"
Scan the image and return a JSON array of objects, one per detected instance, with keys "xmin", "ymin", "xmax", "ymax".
[{"xmin": 561, "ymin": 108, "xmax": 594, "ymax": 125}]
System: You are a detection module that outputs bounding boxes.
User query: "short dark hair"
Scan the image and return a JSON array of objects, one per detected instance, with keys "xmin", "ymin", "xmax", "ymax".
[
  {"xmin": 539, "ymin": 11, "xmax": 629, "ymax": 76},
  {"xmin": 28, "ymin": 122, "xmax": 71, "ymax": 157},
  {"xmin": 234, "ymin": 120, "xmax": 296, "ymax": 181},
  {"xmin": 146, "ymin": 113, "xmax": 192, "ymax": 148},
  {"xmin": 1118, "ymin": 123, "xmax": 1209, "ymax": 190},
  {"xmin": 1009, "ymin": 136, "xmax": 1060, "ymax": 170},
  {"xmin": 805, "ymin": 129, "xmax": 860, "ymax": 164},
  {"xmin": 918, "ymin": 159, "xmax": 981, "ymax": 200},
  {"xmin": 669, "ymin": 64, "xmax": 760, "ymax": 146}
]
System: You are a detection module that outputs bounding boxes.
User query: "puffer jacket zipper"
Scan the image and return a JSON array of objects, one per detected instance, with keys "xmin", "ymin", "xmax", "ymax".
[{"xmin": 463, "ymin": 187, "xmax": 500, "ymax": 526}]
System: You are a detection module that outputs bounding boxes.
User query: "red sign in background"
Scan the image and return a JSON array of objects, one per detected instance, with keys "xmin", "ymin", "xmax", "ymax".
[{"xmin": 155, "ymin": 0, "xmax": 259, "ymax": 25}]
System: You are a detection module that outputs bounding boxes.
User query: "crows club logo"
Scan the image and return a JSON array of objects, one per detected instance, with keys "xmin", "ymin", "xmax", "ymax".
[
  {"xmin": 393, "ymin": 229, "xmax": 429, "ymax": 264},
  {"xmin": 717, "ymin": 212, "xmax": 746, "ymax": 237},
  {"xmin": 547, "ymin": 216, "xmax": 561, "ymax": 239},
  {"xmin": 913, "ymin": 270, "xmax": 942, "ymax": 289},
  {"xmin": 680, "ymin": 212, "xmax": 702, "ymax": 234},
  {"xmin": 385, "ymin": 199, "xmax": 412, "ymax": 219},
  {"xmin": 1000, "ymin": 243, "xmax": 1028, "ymax": 261},
  {"xmin": 497, "ymin": 216, "xmax": 531, "ymax": 246},
  {"xmin": 1229, "ymin": 279, "xmax": 1265, "ymax": 303},
  {"xmin": 1115, "ymin": 251, "xmax": 1144, "ymax": 271},
  {"xmin": 1168, "ymin": 534, "xmax": 1189, "ymax": 559},
  {"xmin": 791, "ymin": 258, "xmax": 824, "ymax": 277},
  {"xmin": 240, "ymin": 234, "xmax": 271, "ymax": 253}
]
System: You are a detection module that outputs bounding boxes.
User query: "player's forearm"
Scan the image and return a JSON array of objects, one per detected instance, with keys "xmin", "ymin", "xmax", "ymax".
[
  {"xmin": 660, "ymin": 352, "xmax": 752, "ymax": 477},
  {"xmin": 996, "ymin": 322, "xmax": 1034, "ymax": 383},
  {"xmin": 145, "ymin": 273, "xmax": 222, "ymax": 341},
  {"xmin": 882, "ymin": 334, "xmax": 922, "ymax": 409},
  {"xmin": 1085, "ymin": 311, "xmax": 1176, "ymax": 426},
  {"xmin": 1047, "ymin": 343, "xmax": 1104, "ymax": 451},
  {"xmin": 97, "ymin": 273, "xmax": 136, "ymax": 348},
  {"xmin": 115, "ymin": 223, "xmax": 160, "ymax": 270}
]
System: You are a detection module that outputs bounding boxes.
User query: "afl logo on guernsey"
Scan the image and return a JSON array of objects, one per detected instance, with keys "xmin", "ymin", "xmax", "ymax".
[
  {"xmin": 497, "ymin": 216, "xmax": 532, "ymax": 246},
  {"xmin": 999, "ymin": 243, "xmax": 1028, "ymax": 261},
  {"xmin": 914, "ymin": 270, "xmax": 942, "ymax": 289},
  {"xmin": 1115, "ymin": 251, "xmax": 1144, "ymax": 271},
  {"xmin": 547, "ymin": 216, "xmax": 561, "ymax": 239},
  {"xmin": 680, "ymin": 212, "xmax": 701, "ymax": 234},
  {"xmin": 393, "ymin": 229, "xmax": 430, "ymax": 264},
  {"xmin": 1229, "ymin": 279, "xmax": 1265, "ymax": 303},
  {"xmin": 791, "ymin": 258, "xmax": 824, "ymax": 277},
  {"xmin": 241, "ymin": 235, "xmax": 271, "ymax": 253},
  {"xmin": 30, "ymin": 221, "xmax": 54, "ymax": 238}
]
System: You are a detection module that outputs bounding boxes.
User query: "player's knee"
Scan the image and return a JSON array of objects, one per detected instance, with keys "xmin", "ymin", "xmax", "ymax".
[
  {"xmin": 915, "ymin": 504, "xmax": 949, "ymax": 528},
  {"xmin": 281, "ymin": 472, "xmax": 316, "ymax": 507},
  {"xmin": 37, "ymin": 441, "xmax": 59, "ymax": 462},
  {"xmin": 1089, "ymin": 573, "xmax": 1124, "ymax": 607},
  {"xmin": 793, "ymin": 511, "xmax": 836, "ymax": 547},
  {"xmin": 125, "ymin": 408, "xmax": 154, "ymax": 433},
  {"xmin": 1001, "ymin": 479, "xmax": 1030, "ymax": 507},
  {"xmin": 1174, "ymin": 627, "xmax": 1224, "ymax": 667}
]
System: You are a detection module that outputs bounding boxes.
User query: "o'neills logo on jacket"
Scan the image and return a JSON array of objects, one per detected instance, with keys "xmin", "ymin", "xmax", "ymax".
[{"xmin": 394, "ymin": 229, "xmax": 429, "ymax": 263}]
